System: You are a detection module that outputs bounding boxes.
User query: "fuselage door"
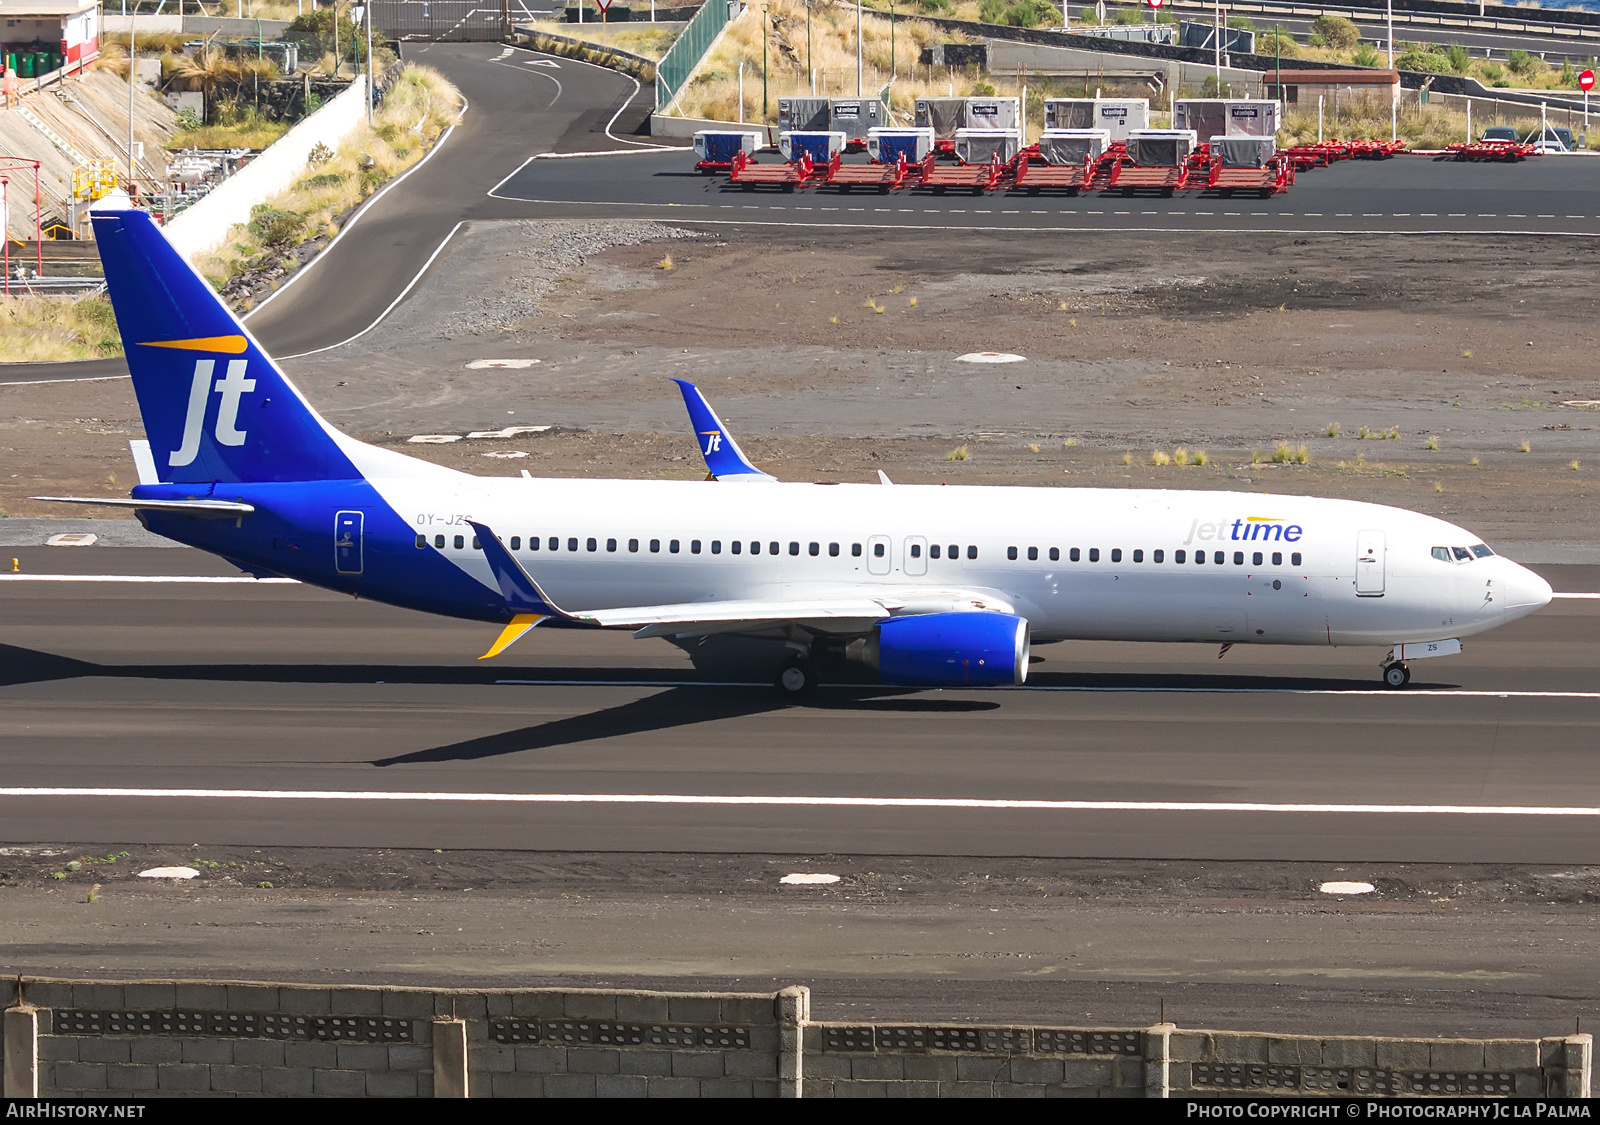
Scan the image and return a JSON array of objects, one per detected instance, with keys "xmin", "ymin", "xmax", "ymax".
[
  {"xmin": 335, "ymin": 510, "xmax": 364, "ymax": 575},
  {"xmin": 904, "ymin": 536, "xmax": 927, "ymax": 576},
  {"xmin": 1355, "ymin": 529, "xmax": 1385, "ymax": 596},
  {"xmin": 867, "ymin": 535, "xmax": 892, "ymax": 576}
]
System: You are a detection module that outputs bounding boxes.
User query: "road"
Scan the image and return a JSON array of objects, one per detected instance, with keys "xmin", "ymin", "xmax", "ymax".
[{"xmin": 1, "ymin": 546, "xmax": 1596, "ymax": 862}]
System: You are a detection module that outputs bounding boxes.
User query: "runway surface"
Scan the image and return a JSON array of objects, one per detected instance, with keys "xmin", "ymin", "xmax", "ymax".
[{"xmin": 2, "ymin": 547, "xmax": 1596, "ymax": 862}]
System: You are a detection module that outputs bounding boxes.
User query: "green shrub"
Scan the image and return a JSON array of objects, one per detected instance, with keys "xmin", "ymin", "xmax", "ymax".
[
  {"xmin": 1352, "ymin": 42, "xmax": 1381, "ymax": 67},
  {"xmin": 1004, "ymin": 0, "xmax": 1057, "ymax": 28},
  {"xmin": 1446, "ymin": 42, "xmax": 1471, "ymax": 73},
  {"xmin": 301, "ymin": 172, "xmax": 344, "ymax": 189},
  {"xmin": 916, "ymin": 0, "xmax": 951, "ymax": 11},
  {"xmin": 1227, "ymin": 15, "xmax": 1257, "ymax": 31},
  {"xmin": 1397, "ymin": 48, "xmax": 1451, "ymax": 74},
  {"xmin": 1309, "ymin": 14, "xmax": 1360, "ymax": 49},
  {"xmin": 978, "ymin": 0, "xmax": 1005, "ymax": 22},
  {"xmin": 1258, "ymin": 28, "xmax": 1300, "ymax": 58},
  {"xmin": 247, "ymin": 206, "xmax": 305, "ymax": 246}
]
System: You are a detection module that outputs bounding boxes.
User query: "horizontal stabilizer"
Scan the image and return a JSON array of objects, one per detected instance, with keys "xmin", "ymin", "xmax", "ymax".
[
  {"xmin": 31, "ymin": 495, "xmax": 256, "ymax": 517},
  {"xmin": 672, "ymin": 379, "xmax": 776, "ymax": 482}
]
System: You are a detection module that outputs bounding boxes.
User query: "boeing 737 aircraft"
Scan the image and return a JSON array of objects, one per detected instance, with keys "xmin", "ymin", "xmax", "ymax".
[{"xmin": 37, "ymin": 205, "xmax": 1553, "ymax": 695}]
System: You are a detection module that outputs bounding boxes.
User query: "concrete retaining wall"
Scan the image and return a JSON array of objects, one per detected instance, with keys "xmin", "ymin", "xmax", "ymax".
[
  {"xmin": 2, "ymin": 977, "xmax": 1591, "ymax": 1099},
  {"xmin": 102, "ymin": 16, "xmax": 292, "ymax": 37},
  {"xmin": 649, "ymin": 111, "xmax": 776, "ymax": 145},
  {"xmin": 161, "ymin": 75, "xmax": 368, "ymax": 264}
]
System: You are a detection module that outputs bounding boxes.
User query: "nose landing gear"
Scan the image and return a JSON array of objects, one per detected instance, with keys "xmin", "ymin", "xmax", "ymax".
[{"xmin": 1382, "ymin": 662, "xmax": 1411, "ymax": 688}]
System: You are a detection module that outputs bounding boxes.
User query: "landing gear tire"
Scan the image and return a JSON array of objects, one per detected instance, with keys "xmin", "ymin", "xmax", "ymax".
[
  {"xmin": 776, "ymin": 657, "xmax": 816, "ymax": 698},
  {"xmin": 1382, "ymin": 662, "xmax": 1411, "ymax": 688}
]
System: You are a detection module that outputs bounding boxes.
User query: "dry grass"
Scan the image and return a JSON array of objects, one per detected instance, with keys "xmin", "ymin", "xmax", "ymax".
[
  {"xmin": 526, "ymin": 20, "xmax": 681, "ymax": 61},
  {"xmin": 665, "ymin": 1, "xmax": 971, "ymax": 124},
  {"xmin": 0, "ymin": 293, "xmax": 123, "ymax": 363},
  {"xmin": 170, "ymin": 116, "xmax": 291, "ymax": 152},
  {"xmin": 192, "ymin": 64, "xmax": 462, "ymax": 293}
]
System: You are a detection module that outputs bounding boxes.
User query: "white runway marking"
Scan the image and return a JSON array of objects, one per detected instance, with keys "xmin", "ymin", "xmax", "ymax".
[
  {"xmin": 0, "ymin": 374, "xmax": 131, "ymax": 389},
  {"xmin": 1554, "ymin": 592, "xmax": 1600, "ymax": 598},
  {"xmin": 2, "ymin": 787, "xmax": 1597, "ymax": 817},
  {"xmin": 0, "ymin": 575, "xmax": 297, "ymax": 584},
  {"xmin": 489, "ymin": 678, "xmax": 1600, "ymax": 698}
]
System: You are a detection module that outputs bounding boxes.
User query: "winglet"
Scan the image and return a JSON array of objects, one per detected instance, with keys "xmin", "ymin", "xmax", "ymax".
[
  {"xmin": 672, "ymin": 379, "xmax": 776, "ymax": 482},
  {"xmin": 466, "ymin": 520, "xmax": 573, "ymax": 620}
]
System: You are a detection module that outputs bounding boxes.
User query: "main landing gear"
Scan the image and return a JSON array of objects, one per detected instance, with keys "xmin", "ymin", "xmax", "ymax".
[
  {"xmin": 1382, "ymin": 662, "xmax": 1411, "ymax": 689},
  {"xmin": 776, "ymin": 652, "xmax": 818, "ymax": 697}
]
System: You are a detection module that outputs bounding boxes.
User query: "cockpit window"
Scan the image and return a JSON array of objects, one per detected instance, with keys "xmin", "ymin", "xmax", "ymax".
[
  {"xmin": 1471, "ymin": 544, "xmax": 1494, "ymax": 558},
  {"xmin": 1431, "ymin": 547, "xmax": 1451, "ymax": 562},
  {"xmin": 1452, "ymin": 547, "xmax": 1472, "ymax": 561}
]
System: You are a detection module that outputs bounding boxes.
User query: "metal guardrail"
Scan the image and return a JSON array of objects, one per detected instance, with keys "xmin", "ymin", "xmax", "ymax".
[
  {"xmin": 656, "ymin": 1, "xmax": 734, "ymax": 112},
  {"xmin": 1124, "ymin": 0, "xmax": 1600, "ymax": 41}
]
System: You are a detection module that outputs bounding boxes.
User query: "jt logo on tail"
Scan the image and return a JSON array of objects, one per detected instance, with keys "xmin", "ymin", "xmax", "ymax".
[{"xmin": 170, "ymin": 359, "xmax": 256, "ymax": 468}]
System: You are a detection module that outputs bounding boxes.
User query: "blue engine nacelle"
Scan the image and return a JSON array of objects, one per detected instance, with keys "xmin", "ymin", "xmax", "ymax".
[{"xmin": 849, "ymin": 612, "xmax": 1031, "ymax": 687}]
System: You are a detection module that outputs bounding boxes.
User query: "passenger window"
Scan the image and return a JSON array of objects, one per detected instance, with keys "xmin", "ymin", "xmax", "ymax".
[
  {"xmin": 731, "ymin": 541, "xmax": 742, "ymax": 555},
  {"xmin": 948, "ymin": 544, "xmax": 958, "ymax": 559},
  {"xmin": 711, "ymin": 540, "xmax": 721, "ymax": 554},
  {"xmin": 416, "ymin": 535, "xmax": 426, "ymax": 549},
  {"xmin": 1272, "ymin": 552, "xmax": 1282, "ymax": 565},
  {"xmin": 454, "ymin": 535, "xmax": 464, "ymax": 550},
  {"xmin": 472, "ymin": 537, "xmax": 481, "ymax": 550},
  {"xmin": 910, "ymin": 544, "xmax": 922, "ymax": 559},
  {"xmin": 1432, "ymin": 547, "xmax": 1451, "ymax": 562},
  {"xmin": 1008, "ymin": 546, "xmax": 1018, "ymax": 561},
  {"xmin": 1471, "ymin": 544, "xmax": 1493, "ymax": 558},
  {"xmin": 629, "ymin": 539, "xmax": 639, "ymax": 553},
  {"xmin": 1089, "ymin": 548, "xmax": 1100, "ymax": 562},
  {"xmin": 770, "ymin": 542, "xmax": 780, "ymax": 555},
  {"xmin": 1452, "ymin": 547, "xmax": 1472, "ymax": 561},
  {"xmin": 1233, "ymin": 551, "xmax": 1244, "ymax": 565},
  {"xmin": 1252, "ymin": 552, "xmax": 1262, "ymax": 566},
  {"xmin": 789, "ymin": 542, "xmax": 800, "ymax": 556},
  {"xmin": 874, "ymin": 543, "xmax": 886, "ymax": 558},
  {"xmin": 548, "ymin": 537, "xmax": 558, "ymax": 551},
  {"xmin": 829, "ymin": 542, "xmax": 840, "ymax": 557},
  {"xmin": 1153, "ymin": 549, "xmax": 1164, "ymax": 563},
  {"xmin": 1111, "ymin": 549, "xmax": 1122, "ymax": 563},
  {"xmin": 1133, "ymin": 550, "xmax": 1143, "ymax": 563},
  {"xmin": 650, "ymin": 539, "xmax": 661, "ymax": 553},
  {"xmin": 567, "ymin": 538, "xmax": 578, "ymax": 552},
  {"xmin": 1070, "ymin": 548, "xmax": 1080, "ymax": 562},
  {"xmin": 930, "ymin": 544, "xmax": 941, "ymax": 559},
  {"xmin": 587, "ymin": 538, "xmax": 598, "ymax": 552},
  {"xmin": 1196, "ymin": 552, "xmax": 1206, "ymax": 565},
  {"xmin": 606, "ymin": 538, "xmax": 617, "ymax": 553},
  {"xmin": 1214, "ymin": 551, "xmax": 1224, "ymax": 564},
  {"xmin": 967, "ymin": 546, "xmax": 977, "ymax": 560},
  {"xmin": 670, "ymin": 540, "xmax": 680, "ymax": 554},
  {"xmin": 1175, "ymin": 550, "xmax": 1186, "ymax": 563},
  {"xmin": 810, "ymin": 542, "xmax": 820, "ymax": 556},
  {"xmin": 750, "ymin": 542, "xmax": 760, "ymax": 555},
  {"xmin": 853, "ymin": 543, "xmax": 863, "ymax": 557},
  {"xmin": 692, "ymin": 540, "xmax": 702, "ymax": 554},
  {"xmin": 1291, "ymin": 552, "xmax": 1302, "ymax": 566},
  {"xmin": 508, "ymin": 536, "xmax": 519, "ymax": 550},
  {"xmin": 434, "ymin": 535, "xmax": 445, "ymax": 549},
  {"xmin": 1027, "ymin": 547, "xmax": 1037, "ymax": 561}
]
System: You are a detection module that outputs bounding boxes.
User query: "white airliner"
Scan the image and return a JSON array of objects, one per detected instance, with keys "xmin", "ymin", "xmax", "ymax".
[{"xmin": 38, "ymin": 205, "xmax": 1553, "ymax": 695}]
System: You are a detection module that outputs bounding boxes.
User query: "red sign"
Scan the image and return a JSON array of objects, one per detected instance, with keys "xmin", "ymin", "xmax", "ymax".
[
  {"xmin": 1147, "ymin": 0, "xmax": 1164, "ymax": 6},
  {"xmin": 595, "ymin": 0, "xmax": 614, "ymax": 10},
  {"xmin": 1581, "ymin": 68, "xmax": 1596, "ymax": 92}
]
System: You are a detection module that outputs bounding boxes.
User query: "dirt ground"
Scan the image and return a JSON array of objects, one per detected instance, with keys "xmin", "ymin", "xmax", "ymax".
[{"xmin": 3, "ymin": 224, "xmax": 1600, "ymax": 554}]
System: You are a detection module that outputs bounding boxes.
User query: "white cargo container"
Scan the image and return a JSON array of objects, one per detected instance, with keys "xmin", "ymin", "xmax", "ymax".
[
  {"xmin": 867, "ymin": 127, "xmax": 935, "ymax": 163},
  {"xmin": 1210, "ymin": 134, "xmax": 1277, "ymax": 167},
  {"xmin": 779, "ymin": 131, "xmax": 847, "ymax": 162},
  {"xmin": 1125, "ymin": 128, "xmax": 1198, "ymax": 167},
  {"xmin": 1037, "ymin": 128, "xmax": 1110, "ymax": 166},
  {"xmin": 1175, "ymin": 98, "xmax": 1279, "ymax": 139},
  {"xmin": 693, "ymin": 131, "xmax": 764, "ymax": 161},
  {"xmin": 954, "ymin": 128, "xmax": 1021, "ymax": 165},
  {"xmin": 914, "ymin": 96, "xmax": 1022, "ymax": 138},
  {"xmin": 1044, "ymin": 98, "xmax": 1149, "ymax": 142}
]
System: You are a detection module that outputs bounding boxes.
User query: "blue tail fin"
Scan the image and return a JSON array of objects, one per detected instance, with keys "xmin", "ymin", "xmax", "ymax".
[{"xmin": 93, "ymin": 207, "xmax": 359, "ymax": 484}]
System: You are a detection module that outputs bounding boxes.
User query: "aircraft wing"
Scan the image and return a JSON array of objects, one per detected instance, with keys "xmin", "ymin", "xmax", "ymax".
[
  {"xmin": 672, "ymin": 379, "xmax": 777, "ymax": 482},
  {"xmin": 581, "ymin": 598, "xmax": 892, "ymax": 639}
]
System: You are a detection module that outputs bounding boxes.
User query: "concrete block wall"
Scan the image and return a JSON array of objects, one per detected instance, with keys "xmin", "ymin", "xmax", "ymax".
[{"xmin": 2, "ymin": 977, "xmax": 1591, "ymax": 1098}]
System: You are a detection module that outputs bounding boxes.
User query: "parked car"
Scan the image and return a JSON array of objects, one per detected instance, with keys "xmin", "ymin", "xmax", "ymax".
[
  {"xmin": 1523, "ymin": 126, "xmax": 1579, "ymax": 152},
  {"xmin": 1480, "ymin": 125, "xmax": 1520, "ymax": 143}
]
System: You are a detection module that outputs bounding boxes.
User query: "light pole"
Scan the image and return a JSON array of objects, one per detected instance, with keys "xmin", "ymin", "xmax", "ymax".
[
  {"xmin": 856, "ymin": 0, "xmax": 862, "ymax": 97},
  {"xmin": 1387, "ymin": 0, "xmax": 1393, "ymax": 70},
  {"xmin": 762, "ymin": 5, "xmax": 768, "ymax": 121},
  {"xmin": 806, "ymin": 1, "xmax": 813, "ymax": 94},
  {"xmin": 126, "ymin": 22, "xmax": 136, "ymax": 192},
  {"xmin": 366, "ymin": 1, "xmax": 373, "ymax": 125}
]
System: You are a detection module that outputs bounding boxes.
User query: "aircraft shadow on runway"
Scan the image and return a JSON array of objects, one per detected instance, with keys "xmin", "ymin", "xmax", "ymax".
[
  {"xmin": 371, "ymin": 685, "xmax": 1000, "ymax": 766},
  {"xmin": 0, "ymin": 644, "xmax": 1442, "ymax": 696}
]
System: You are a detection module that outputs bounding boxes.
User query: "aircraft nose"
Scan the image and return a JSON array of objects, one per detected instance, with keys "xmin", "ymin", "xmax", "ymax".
[{"xmin": 1501, "ymin": 561, "xmax": 1553, "ymax": 618}]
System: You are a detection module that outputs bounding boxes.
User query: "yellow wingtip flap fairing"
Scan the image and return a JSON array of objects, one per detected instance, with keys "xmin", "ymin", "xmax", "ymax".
[{"xmin": 479, "ymin": 614, "xmax": 546, "ymax": 660}]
